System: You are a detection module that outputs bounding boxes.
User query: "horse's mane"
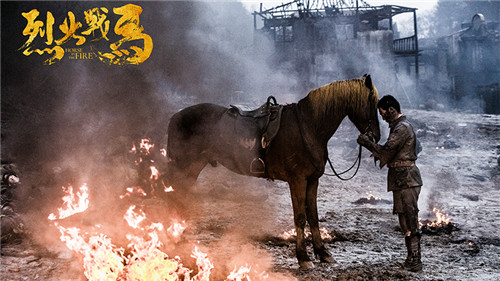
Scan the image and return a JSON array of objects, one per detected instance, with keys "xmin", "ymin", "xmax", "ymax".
[{"xmin": 304, "ymin": 77, "xmax": 379, "ymax": 120}]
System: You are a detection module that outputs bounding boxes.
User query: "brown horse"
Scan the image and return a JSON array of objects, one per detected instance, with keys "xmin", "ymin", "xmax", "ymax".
[{"xmin": 166, "ymin": 74, "xmax": 381, "ymax": 268}]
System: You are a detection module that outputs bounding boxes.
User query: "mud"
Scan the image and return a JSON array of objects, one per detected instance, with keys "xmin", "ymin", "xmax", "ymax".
[{"xmin": 1, "ymin": 109, "xmax": 499, "ymax": 280}]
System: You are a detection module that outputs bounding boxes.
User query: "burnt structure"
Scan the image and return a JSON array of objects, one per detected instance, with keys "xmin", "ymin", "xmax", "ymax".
[
  {"xmin": 253, "ymin": 0, "xmax": 418, "ymax": 92},
  {"xmin": 420, "ymin": 14, "xmax": 499, "ymax": 113}
]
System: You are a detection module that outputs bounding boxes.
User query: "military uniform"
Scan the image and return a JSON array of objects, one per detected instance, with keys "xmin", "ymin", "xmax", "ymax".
[{"xmin": 358, "ymin": 115, "xmax": 423, "ymax": 271}]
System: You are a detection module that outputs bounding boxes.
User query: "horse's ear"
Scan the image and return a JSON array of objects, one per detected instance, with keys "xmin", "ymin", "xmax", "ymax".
[{"xmin": 364, "ymin": 74, "xmax": 373, "ymax": 90}]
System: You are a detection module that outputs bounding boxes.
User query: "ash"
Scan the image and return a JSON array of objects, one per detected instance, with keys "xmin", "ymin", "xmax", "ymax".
[{"xmin": 2, "ymin": 108, "xmax": 499, "ymax": 280}]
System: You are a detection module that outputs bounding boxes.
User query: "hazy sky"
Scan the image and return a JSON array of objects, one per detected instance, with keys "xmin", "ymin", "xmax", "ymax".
[{"xmin": 241, "ymin": 0, "xmax": 438, "ymax": 13}]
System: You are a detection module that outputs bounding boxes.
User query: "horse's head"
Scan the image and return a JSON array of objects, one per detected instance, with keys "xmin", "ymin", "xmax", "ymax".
[{"xmin": 348, "ymin": 74, "xmax": 381, "ymax": 143}]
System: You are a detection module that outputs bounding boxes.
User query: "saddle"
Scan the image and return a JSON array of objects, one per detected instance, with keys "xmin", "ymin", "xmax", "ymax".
[{"xmin": 225, "ymin": 96, "xmax": 283, "ymax": 174}]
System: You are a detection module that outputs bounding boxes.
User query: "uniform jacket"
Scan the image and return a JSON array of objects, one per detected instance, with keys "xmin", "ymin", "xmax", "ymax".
[{"xmin": 361, "ymin": 115, "xmax": 423, "ymax": 191}]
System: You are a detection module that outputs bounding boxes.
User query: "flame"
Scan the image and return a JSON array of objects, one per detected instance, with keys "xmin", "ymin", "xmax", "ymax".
[
  {"xmin": 427, "ymin": 208, "xmax": 451, "ymax": 227},
  {"xmin": 128, "ymin": 138, "xmax": 172, "ymax": 197},
  {"xmin": 130, "ymin": 138, "xmax": 155, "ymax": 165},
  {"xmin": 280, "ymin": 227, "xmax": 333, "ymax": 240},
  {"xmin": 225, "ymin": 264, "xmax": 270, "ymax": 281},
  {"xmin": 55, "ymin": 224, "xmax": 126, "ymax": 281},
  {"xmin": 125, "ymin": 205, "xmax": 147, "ymax": 229},
  {"xmin": 126, "ymin": 249, "xmax": 180, "ymax": 281},
  {"xmin": 226, "ymin": 265, "xmax": 252, "ymax": 281},
  {"xmin": 167, "ymin": 220, "xmax": 187, "ymax": 239},
  {"xmin": 125, "ymin": 220, "xmax": 181, "ymax": 281},
  {"xmin": 139, "ymin": 138, "xmax": 154, "ymax": 155},
  {"xmin": 48, "ymin": 184, "xmax": 89, "ymax": 220},
  {"xmin": 49, "ymin": 182, "xmax": 275, "ymax": 281},
  {"xmin": 419, "ymin": 207, "xmax": 451, "ymax": 228},
  {"xmin": 49, "ymin": 138, "xmax": 276, "ymax": 280},
  {"xmin": 150, "ymin": 166, "xmax": 160, "ymax": 180},
  {"xmin": 120, "ymin": 186, "xmax": 147, "ymax": 199},
  {"xmin": 191, "ymin": 246, "xmax": 214, "ymax": 281}
]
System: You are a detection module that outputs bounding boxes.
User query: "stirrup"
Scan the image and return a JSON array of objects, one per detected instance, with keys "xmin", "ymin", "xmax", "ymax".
[{"xmin": 250, "ymin": 158, "xmax": 265, "ymax": 174}]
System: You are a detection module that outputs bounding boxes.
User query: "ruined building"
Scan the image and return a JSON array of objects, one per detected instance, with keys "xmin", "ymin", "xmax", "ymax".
[
  {"xmin": 252, "ymin": 0, "xmax": 419, "ymax": 99},
  {"xmin": 420, "ymin": 13, "xmax": 499, "ymax": 113}
]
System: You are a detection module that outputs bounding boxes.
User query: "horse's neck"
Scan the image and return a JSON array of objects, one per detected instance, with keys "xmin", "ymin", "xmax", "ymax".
[{"xmin": 296, "ymin": 96, "xmax": 347, "ymax": 145}]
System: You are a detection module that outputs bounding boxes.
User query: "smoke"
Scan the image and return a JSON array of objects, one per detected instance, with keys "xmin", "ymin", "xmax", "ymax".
[
  {"xmin": 411, "ymin": 0, "xmax": 500, "ymax": 112},
  {"xmin": 1, "ymin": 1, "xmax": 301, "ymax": 279},
  {"xmin": 10, "ymin": 1, "xmax": 494, "ymax": 278},
  {"xmin": 1, "ymin": 2, "xmax": 289, "ymax": 191}
]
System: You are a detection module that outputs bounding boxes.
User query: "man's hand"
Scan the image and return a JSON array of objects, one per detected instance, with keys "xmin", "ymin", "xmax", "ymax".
[{"xmin": 357, "ymin": 133, "xmax": 373, "ymax": 147}]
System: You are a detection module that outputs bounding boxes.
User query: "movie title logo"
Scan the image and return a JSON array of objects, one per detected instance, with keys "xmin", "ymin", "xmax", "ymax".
[{"xmin": 18, "ymin": 4, "xmax": 153, "ymax": 65}]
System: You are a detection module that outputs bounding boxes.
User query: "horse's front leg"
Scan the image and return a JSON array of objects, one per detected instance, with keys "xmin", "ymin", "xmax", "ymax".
[
  {"xmin": 289, "ymin": 178, "xmax": 313, "ymax": 269},
  {"xmin": 306, "ymin": 178, "xmax": 334, "ymax": 263}
]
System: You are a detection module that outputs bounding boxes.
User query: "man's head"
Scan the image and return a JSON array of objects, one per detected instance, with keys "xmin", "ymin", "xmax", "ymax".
[{"xmin": 377, "ymin": 95, "xmax": 401, "ymax": 123}]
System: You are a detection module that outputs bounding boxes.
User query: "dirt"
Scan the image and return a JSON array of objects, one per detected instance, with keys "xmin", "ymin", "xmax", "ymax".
[{"xmin": 1, "ymin": 109, "xmax": 499, "ymax": 281}]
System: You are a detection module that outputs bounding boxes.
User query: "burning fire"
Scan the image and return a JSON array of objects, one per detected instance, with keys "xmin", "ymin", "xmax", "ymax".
[
  {"xmin": 119, "ymin": 187, "xmax": 148, "ymax": 199},
  {"xmin": 48, "ymin": 184, "xmax": 89, "ymax": 220},
  {"xmin": 129, "ymin": 138, "xmax": 172, "ymax": 195},
  {"xmin": 167, "ymin": 220, "xmax": 188, "ymax": 240},
  {"xmin": 47, "ymin": 139, "xmax": 272, "ymax": 280},
  {"xmin": 419, "ymin": 207, "xmax": 451, "ymax": 228},
  {"xmin": 150, "ymin": 166, "xmax": 160, "ymax": 180},
  {"xmin": 137, "ymin": 138, "xmax": 154, "ymax": 155},
  {"xmin": 279, "ymin": 227, "xmax": 333, "ymax": 241},
  {"xmin": 226, "ymin": 265, "xmax": 251, "ymax": 281},
  {"xmin": 49, "ymin": 185, "xmax": 217, "ymax": 280}
]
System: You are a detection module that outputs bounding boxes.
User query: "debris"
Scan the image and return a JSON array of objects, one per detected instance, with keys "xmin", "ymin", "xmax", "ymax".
[
  {"xmin": 419, "ymin": 220, "xmax": 458, "ymax": 235},
  {"xmin": 1, "ymin": 163, "xmax": 25, "ymax": 243},
  {"xmin": 443, "ymin": 139, "xmax": 460, "ymax": 149},
  {"xmin": 352, "ymin": 193, "xmax": 391, "ymax": 205},
  {"xmin": 467, "ymin": 174, "xmax": 487, "ymax": 182},
  {"xmin": 461, "ymin": 194, "xmax": 479, "ymax": 201}
]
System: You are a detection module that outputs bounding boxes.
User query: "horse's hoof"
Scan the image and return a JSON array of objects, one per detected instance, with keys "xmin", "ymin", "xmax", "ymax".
[
  {"xmin": 299, "ymin": 261, "xmax": 315, "ymax": 269},
  {"xmin": 320, "ymin": 255, "xmax": 335, "ymax": 263}
]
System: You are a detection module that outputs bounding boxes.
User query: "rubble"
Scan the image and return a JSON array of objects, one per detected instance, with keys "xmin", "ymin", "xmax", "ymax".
[{"xmin": 1, "ymin": 163, "xmax": 25, "ymax": 243}]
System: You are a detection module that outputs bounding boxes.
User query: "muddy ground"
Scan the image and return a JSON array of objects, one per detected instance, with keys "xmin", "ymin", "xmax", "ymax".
[{"xmin": 1, "ymin": 109, "xmax": 499, "ymax": 281}]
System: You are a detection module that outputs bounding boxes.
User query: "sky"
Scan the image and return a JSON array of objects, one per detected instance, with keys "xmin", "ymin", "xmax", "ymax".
[{"xmin": 241, "ymin": 0, "xmax": 438, "ymax": 13}]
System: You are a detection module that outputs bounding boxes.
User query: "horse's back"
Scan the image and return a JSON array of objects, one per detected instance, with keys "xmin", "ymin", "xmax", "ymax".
[{"xmin": 167, "ymin": 103, "xmax": 226, "ymax": 162}]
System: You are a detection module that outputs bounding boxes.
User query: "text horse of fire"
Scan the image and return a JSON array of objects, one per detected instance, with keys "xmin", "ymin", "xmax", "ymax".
[{"xmin": 18, "ymin": 4, "xmax": 153, "ymax": 65}]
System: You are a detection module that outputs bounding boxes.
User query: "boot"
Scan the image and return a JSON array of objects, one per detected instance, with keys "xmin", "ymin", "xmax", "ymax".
[
  {"xmin": 402, "ymin": 235, "xmax": 422, "ymax": 272},
  {"xmin": 404, "ymin": 236, "xmax": 411, "ymax": 264}
]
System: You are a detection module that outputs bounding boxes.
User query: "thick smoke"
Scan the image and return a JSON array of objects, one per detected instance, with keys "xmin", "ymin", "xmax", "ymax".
[
  {"xmin": 1, "ymin": 2, "xmax": 291, "ymax": 195},
  {"xmin": 1, "ymin": 1, "xmax": 299, "ymax": 279},
  {"xmin": 7, "ymin": 1, "xmax": 495, "ymax": 278}
]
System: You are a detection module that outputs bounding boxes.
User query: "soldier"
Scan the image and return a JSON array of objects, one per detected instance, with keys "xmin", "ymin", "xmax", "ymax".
[{"xmin": 357, "ymin": 95, "xmax": 423, "ymax": 272}]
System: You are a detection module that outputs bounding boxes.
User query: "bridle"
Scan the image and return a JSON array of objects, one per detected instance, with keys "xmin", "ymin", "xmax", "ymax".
[
  {"xmin": 324, "ymin": 87, "xmax": 375, "ymax": 180},
  {"xmin": 296, "ymin": 87, "xmax": 376, "ymax": 181}
]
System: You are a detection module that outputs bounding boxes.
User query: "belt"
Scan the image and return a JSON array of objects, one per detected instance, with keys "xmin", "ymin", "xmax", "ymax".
[{"xmin": 387, "ymin": 160, "xmax": 415, "ymax": 168}]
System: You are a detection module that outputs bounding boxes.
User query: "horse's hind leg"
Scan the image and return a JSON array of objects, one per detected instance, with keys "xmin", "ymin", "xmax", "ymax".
[
  {"xmin": 164, "ymin": 158, "xmax": 207, "ymax": 216},
  {"xmin": 167, "ymin": 159, "xmax": 207, "ymax": 192},
  {"xmin": 289, "ymin": 178, "xmax": 314, "ymax": 269},
  {"xmin": 306, "ymin": 178, "xmax": 334, "ymax": 263}
]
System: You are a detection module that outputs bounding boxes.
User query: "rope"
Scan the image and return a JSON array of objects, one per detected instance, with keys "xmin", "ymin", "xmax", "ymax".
[
  {"xmin": 323, "ymin": 145, "xmax": 362, "ymax": 180},
  {"xmin": 294, "ymin": 105, "xmax": 363, "ymax": 181}
]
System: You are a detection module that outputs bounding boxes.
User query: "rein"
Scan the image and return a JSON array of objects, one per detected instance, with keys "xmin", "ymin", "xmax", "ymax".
[
  {"xmin": 325, "ymin": 145, "xmax": 362, "ymax": 180},
  {"xmin": 294, "ymin": 106, "xmax": 362, "ymax": 180},
  {"xmin": 294, "ymin": 87, "xmax": 375, "ymax": 181}
]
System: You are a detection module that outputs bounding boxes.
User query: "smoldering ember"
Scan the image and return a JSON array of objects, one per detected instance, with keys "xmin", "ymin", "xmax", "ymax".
[{"xmin": 1, "ymin": 1, "xmax": 499, "ymax": 281}]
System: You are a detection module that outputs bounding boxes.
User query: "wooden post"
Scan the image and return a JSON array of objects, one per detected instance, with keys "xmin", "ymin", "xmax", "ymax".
[{"xmin": 413, "ymin": 9, "xmax": 419, "ymax": 75}]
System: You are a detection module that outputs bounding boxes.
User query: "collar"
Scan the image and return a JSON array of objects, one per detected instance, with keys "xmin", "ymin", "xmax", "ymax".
[{"xmin": 389, "ymin": 114, "xmax": 406, "ymax": 128}]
